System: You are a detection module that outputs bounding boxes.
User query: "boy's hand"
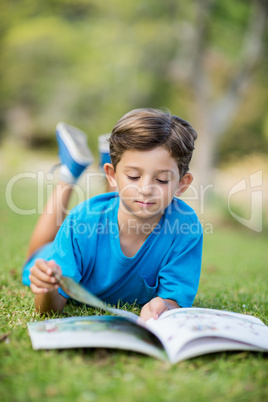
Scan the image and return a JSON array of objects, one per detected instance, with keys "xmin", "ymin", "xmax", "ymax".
[
  {"xmin": 140, "ymin": 297, "xmax": 179, "ymax": 321},
  {"xmin": 29, "ymin": 259, "xmax": 62, "ymax": 295}
]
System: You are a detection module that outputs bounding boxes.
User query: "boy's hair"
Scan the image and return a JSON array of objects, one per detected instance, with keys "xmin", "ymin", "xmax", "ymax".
[{"xmin": 109, "ymin": 108, "xmax": 197, "ymax": 177}]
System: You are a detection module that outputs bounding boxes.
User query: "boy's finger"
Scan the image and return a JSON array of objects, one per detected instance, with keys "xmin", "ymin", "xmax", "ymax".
[
  {"xmin": 30, "ymin": 265, "xmax": 57, "ymax": 284},
  {"xmin": 30, "ymin": 283, "xmax": 48, "ymax": 294},
  {"xmin": 47, "ymin": 260, "xmax": 62, "ymax": 277},
  {"xmin": 47, "ymin": 260, "xmax": 59, "ymax": 269},
  {"xmin": 30, "ymin": 273, "xmax": 58, "ymax": 290},
  {"xmin": 29, "ymin": 275, "xmax": 59, "ymax": 289},
  {"xmin": 150, "ymin": 298, "xmax": 168, "ymax": 319},
  {"xmin": 35, "ymin": 259, "xmax": 54, "ymax": 275}
]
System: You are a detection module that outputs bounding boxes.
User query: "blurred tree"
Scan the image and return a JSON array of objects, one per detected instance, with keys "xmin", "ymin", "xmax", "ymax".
[
  {"xmin": 164, "ymin": 0, "xmax": 268, "ymax": 185},
  {"xmin": 0, "ymin": 0, "xmax": 267, "ymax": 181}
]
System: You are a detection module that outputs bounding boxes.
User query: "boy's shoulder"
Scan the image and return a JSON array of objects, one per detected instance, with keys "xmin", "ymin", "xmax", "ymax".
[
  {"xmin": 69, "ymin": 192, "xmax": 119, "ymax": 218},
  {"xmin": 164, "ymin": 198, "xmax": 202, "ymax": 238},
  {"xmin": 167, "ymin": 197, "xmax": 200, "ymax": 224}
]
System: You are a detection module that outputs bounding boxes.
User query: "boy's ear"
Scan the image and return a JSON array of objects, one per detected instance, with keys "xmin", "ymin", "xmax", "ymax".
[
  {"xmin": 175, "ymin": 173, "xmax": 193, "ymax": 197},
  {"xmin": 103, "ymin": 163, "xmax": 117, "ymax": 188}
]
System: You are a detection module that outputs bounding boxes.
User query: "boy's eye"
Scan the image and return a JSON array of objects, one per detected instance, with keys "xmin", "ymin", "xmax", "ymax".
[
  {"xmin": 156, "ymin": 179, "xmax": 169, "ymax": 184},
  {"xmin": 127, "ymin": 175, "xmax": 140, "ymax": 181}
]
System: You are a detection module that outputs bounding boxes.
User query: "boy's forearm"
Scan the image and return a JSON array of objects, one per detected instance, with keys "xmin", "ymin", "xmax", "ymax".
[{"xmin": 35, "ymin": 290, "xmax": 66, "ymax": 314}]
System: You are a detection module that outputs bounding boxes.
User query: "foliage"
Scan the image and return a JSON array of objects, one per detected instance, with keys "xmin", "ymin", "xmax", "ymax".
[{"xmin": 0, "ymin": 0, "xmax": 267, "ymax": 161}]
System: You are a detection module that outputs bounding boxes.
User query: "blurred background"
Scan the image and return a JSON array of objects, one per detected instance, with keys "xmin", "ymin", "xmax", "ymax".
[{"xmin": 1, "ymin": 0, "xmax": 267, "ymax": 231}]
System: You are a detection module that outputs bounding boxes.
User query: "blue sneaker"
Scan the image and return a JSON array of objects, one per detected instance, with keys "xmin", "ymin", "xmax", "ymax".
[
  {"xmin": 98, "ymin": 133, "xmax": 111, "ymax": 169},
  {"xmin": 56, "ymin": 122, "xmax": 94, "ymax": 178}
]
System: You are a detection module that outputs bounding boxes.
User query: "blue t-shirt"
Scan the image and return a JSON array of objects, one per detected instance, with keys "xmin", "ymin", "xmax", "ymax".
[{"xmin": 23, "ymin": 192, "xmax": 203, "ymax": 307}]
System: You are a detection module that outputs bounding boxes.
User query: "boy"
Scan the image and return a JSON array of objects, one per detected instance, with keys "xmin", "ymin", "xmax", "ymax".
[{"xmin": 22, "ymin": 108, "xmax": 203, "ymax": 320}]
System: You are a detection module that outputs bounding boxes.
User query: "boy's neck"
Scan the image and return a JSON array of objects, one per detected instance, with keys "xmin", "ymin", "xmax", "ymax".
[
  {"xmin": 117, "ymin": 208, "xmax": 163, "ymax": 238},
  {"xmin": 117, "ymin": 209, "xmax": 163, "ymax": 258}
]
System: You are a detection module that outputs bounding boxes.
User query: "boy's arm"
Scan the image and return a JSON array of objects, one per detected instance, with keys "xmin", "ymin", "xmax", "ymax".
[
  {"xmin": 35, "ymin": 290, "xmax": 67, "ymax": 314},
  {"xmin": 140, "ymin": 297, "xmax": 179, "ymax": 321},
  {"xmin": 30, "ymin": 259, "xmax": 67, "ymax": 314}
]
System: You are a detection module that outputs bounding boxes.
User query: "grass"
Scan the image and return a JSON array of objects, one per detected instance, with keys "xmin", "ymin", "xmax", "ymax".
[{"xmin": 0, "ymin": 173, "xmax": 268, "ymax": 402}]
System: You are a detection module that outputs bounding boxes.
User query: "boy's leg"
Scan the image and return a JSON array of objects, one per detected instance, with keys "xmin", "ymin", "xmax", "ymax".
[
  {"xmin": 26, "ymin": 123, "xmax": 94, "ymax": 258},
  {"xmin": 26, "ymin": 181, "xmax": 73, "ymax": 258}
]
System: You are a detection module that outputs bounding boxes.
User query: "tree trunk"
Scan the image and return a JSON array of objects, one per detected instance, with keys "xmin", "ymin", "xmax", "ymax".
[{"xmin": 174, "ymin": 0, "xmax": 268, "ymax": 186}]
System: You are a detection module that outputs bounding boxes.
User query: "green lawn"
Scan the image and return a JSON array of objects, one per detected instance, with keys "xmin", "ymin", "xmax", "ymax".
[{"xmin": 0, "ymin": 176, "xmax": 267, "ymax": 402}]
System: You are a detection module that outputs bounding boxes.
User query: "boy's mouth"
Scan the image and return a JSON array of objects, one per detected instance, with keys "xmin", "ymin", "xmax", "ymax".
[{"xmin": 135, "ymin": 200, "xmax": 155, "ymax": 207}]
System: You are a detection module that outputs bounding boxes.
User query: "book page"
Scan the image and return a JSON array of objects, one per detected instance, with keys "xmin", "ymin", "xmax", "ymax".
[
  {"xmin": 27, "ymin": 316, "xmax": 167, "ymax": 361},
  {"xmin": 57, "ymin": 275, "xmax": 142, "ymax": 324},
  {"xmin": 146, "ymin": 308, "xmax": 268, "ymax": 363},
  {"xmin": 172, "ymin": 337, "xmax": 262, "ymax": 363}
]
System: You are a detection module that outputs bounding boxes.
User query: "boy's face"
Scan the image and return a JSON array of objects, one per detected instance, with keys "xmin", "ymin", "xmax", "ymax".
[{"xmin": 105, "ymin": 146, "xmax": 192, "ymax": 223}]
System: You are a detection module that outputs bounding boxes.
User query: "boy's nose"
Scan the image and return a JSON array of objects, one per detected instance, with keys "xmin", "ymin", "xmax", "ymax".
[
  {"xmin": 139, "ymin": 179, "xmax": 154, "ymax": 196},
  {"xmin": 140, "ymin": 185, "xmax": 152, "ymax": 196}
]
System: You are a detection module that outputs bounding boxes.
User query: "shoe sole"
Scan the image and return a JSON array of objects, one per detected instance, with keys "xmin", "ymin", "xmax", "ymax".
[{"xmin": 56, "ymin": 122, "xmax": 94, "ymax": 166}]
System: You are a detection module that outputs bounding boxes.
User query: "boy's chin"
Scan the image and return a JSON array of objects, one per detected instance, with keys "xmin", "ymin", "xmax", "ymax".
[
  {"xmin": 119, "ymin": 202, "xmax": 165, "ymax": 220},
  {"xmin": 127, "ymin": 209, "xmax": 164, "ymax": 220}
]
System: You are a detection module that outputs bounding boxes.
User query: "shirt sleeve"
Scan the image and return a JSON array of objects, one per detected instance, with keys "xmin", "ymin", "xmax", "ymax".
[
  {"xmin": 156, "ymin": 222, "xmax": 203, "ymax": 307},
  {"xmin": 48, "ymin": 211, "xmax": 83, "ymax": 299}
]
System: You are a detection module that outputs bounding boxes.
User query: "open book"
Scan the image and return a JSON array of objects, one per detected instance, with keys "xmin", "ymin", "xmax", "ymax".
[{"xmin": 27, "ymin": 275, "xmax": 268, "ymax": 363}]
